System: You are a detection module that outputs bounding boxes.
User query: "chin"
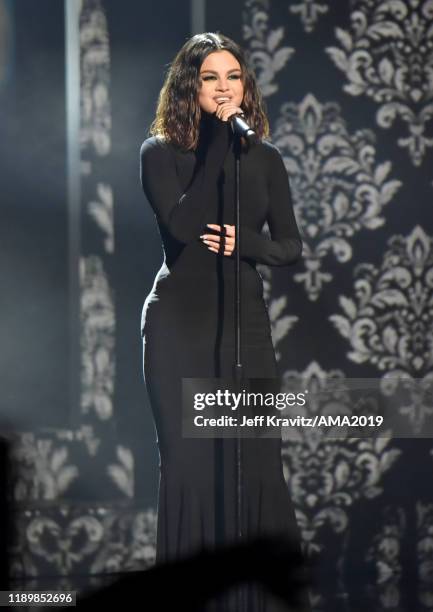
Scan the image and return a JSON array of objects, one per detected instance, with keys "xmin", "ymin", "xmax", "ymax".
[{"xmin": 199, "ymin": 103, "xmax": 217, "ymax": 115}]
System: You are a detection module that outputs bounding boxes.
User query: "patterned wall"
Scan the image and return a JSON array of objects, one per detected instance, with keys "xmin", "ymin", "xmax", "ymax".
[
  {"xmin": 239, "ymin": 1, "xmax": 433, "ymax": 609},
  {"xmin": 6, "ymin": 0, "xmax": 156, "ymax": 588},
  {"xmin": 2, "ymin": 1, "xmax": 432, "ymax": 609}
]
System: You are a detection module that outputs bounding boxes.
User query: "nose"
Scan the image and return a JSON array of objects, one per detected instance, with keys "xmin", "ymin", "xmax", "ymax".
[{"xmin": 216, "ymin": 78, "xmax": 230, "ymax": 91}]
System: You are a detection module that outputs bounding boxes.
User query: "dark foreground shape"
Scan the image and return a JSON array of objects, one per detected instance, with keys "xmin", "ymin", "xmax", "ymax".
[{"xmin": 78, "ymin": 534, "xmax": 312, "ymax": 611}]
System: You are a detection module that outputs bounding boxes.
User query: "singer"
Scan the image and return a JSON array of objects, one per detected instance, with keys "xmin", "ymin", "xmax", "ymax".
[{"xmin": 140, "ymin": 32, "xmax": 308, "ymax": 611}]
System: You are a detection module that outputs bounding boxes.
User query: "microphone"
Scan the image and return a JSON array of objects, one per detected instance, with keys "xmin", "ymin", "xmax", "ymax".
[{"xmin": 230, "ymin": 114, "xmax": 258, "ymax": 145}]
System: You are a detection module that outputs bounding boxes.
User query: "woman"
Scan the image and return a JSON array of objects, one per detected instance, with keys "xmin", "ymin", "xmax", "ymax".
[{"xmin": 140, "ymin": 32, "xmax": 307, "ymax": 611}]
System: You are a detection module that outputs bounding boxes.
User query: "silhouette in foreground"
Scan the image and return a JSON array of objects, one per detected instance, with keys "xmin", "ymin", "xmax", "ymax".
[{"xmin": 78, "ymin": 534, "xmax": 312, "ymax": 611}]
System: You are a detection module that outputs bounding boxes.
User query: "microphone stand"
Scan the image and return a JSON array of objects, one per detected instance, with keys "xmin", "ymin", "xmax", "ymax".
[
  {"xmin": 232, "ymin": 133, "xmax": 245, "ymax": 612},
  {"xmin": 230, "ymin": 116, "xmax": 256, "ymax": 611}
]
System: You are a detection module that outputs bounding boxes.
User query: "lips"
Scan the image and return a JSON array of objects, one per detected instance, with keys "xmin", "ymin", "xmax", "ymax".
[{"xmin": 214, "ymin": 96, "xmax": 232, "ymax": 102}]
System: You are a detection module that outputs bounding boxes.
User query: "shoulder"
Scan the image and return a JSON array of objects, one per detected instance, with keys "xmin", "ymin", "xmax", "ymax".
[
  {"xmin": 140, "ymin": 135, "xmax": 172, "ymax": 161},
  {"xmin": 140, "ymin": 137, "xmax": 182, "ymax": 182},
  {"xmin": 253, "ymin": 139, "xmax": 286, "ymax": 172},
  {"xmin": 258, "ymin": 139, "xmax": 284, "ymax": 161}
]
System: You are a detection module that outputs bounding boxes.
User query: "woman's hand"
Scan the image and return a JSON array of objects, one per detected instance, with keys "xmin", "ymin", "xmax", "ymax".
[
  {"xmin": 200, "ymin": 224, "xmax": 235, "ymax": 256},
  {"xmin": 215, "ymin": 101, "xmax": 244, "ymax": 123}
]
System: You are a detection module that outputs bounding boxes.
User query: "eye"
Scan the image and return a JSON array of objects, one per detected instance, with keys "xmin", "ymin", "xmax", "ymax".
[
  {"xmin": 229, "ymin": 74, "xmax": 241, "ymax": 80},
  {"xmin": 202, "ymin": 76, "xmax": 216, "ymax": 81}
]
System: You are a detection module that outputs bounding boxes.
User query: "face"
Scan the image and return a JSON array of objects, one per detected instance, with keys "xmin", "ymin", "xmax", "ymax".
[{"xmin": 198, "ymin": 50, "xmax": 244, "ymax": 114}]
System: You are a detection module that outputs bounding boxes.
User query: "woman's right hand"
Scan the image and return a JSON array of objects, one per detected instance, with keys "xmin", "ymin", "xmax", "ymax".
[{"xmin": 215, "ymin": 101, "xmax": 244, "ymax": 122}]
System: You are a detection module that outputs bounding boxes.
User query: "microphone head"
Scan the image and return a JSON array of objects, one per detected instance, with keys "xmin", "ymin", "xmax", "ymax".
[
  {"xmin": 230, "ymin": 114, "xmax": 258, "ymax": 146},
  {"xmin": 244, "ymin": 129, "xmax": 259, "ymax": 146}
]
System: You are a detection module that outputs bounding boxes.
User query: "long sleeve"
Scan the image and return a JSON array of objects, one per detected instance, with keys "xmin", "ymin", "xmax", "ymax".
[
  {"xmin": 140, "ymin": 116, "xmax": 232, "ymax": 245},
  {"xmin": 238, "ymin": 144, "xmax": 303, "ymax": 266}
]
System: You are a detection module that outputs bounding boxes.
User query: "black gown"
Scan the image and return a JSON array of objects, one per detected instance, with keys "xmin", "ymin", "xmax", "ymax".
[{"xmin": 139, "ymin": 113, "xmax": 309, "ymax": 611}]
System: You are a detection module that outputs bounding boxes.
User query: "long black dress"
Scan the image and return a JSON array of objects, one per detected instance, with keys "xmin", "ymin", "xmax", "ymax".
[{"xmin": 140, "ymin": 113, "xmax": 307, "ymax": 611}]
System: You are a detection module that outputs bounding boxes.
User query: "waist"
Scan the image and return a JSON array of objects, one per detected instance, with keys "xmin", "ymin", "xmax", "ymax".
[{"xmin": 154, "ymin": 259, "xmax": 262, "ymax": 291}]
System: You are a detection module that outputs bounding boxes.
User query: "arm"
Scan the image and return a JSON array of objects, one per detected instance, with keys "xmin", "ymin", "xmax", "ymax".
[
  {"xmin": 140, "ymin": 117, "xmax": 231, "ymax": 245},
  {"xmin": 239, "ymin": 145, "xmax": 303, "ymax": 266}
]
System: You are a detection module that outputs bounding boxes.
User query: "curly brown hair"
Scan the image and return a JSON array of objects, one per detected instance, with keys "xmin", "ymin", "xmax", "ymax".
[{"xmin": 149, "ymin": 32, "xmax": 269, "ymax": 151}]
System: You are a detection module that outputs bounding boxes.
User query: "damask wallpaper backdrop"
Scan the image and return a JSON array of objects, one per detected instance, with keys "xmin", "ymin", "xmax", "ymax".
[
  {"xmin": 233, "ymin": 2, "xmax": 432, "ymax": 609},
  {"xmin": 0, "ymin": 1, "xmax": 432, "ymax": 610}
]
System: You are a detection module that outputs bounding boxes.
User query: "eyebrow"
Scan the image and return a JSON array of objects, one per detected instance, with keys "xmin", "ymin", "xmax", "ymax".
[{"xmin": 199, "ymin": 68, "xmax": 242, "ymax": 74}]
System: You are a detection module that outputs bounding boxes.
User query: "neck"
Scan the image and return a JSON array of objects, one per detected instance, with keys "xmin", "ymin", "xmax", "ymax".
[{"xmin": 193, "ymin": 111, "xmax": 235, "ymax": 157}]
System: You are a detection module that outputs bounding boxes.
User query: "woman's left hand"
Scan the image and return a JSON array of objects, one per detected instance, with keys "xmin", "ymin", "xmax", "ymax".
[{"xmin": 200, "ymin": 224, "xmax": 235, "ymax": 256}]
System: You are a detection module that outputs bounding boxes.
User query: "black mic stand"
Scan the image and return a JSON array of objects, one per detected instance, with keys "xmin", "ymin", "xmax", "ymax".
[
  {"xmin": 232, "ymin": 132, "xmax": 245, "ymax": 612},
  {"xmin": 231, "ymin": 117, "xmax": 257, "ymax": 612}
]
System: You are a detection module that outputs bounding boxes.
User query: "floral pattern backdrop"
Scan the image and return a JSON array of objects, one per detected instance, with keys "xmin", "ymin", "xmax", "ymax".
[
  {"xmin": 240, "ymin": 1, "xmax": 433, "ymax": 609},
  {"xmin": 4, "ymin": 0, "xmax": 156, "ymax": 588}
]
